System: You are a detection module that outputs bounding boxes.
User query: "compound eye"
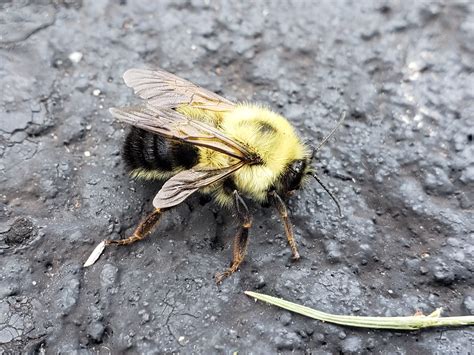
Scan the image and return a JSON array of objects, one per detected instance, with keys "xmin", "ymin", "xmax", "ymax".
[
  {"xmin": 290, "ymin": 160, "xmax": 305, "ymax": 174},
  {"xmin": 285, "ymin": 159, "xmax": 306, "ymax": 191}
]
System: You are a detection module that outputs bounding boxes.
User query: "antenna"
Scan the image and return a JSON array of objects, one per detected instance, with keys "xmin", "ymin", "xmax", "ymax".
[
  {"xmin": 310, "ymin": 110, "xmax": 347, "ymax": 217},
  {"xmin": 314, "ymin": 110, "xmax": 346, "ymax": 153},
  {"xmin": 311, "ymin": 172, "xmax": 342, "ymax": 217}
]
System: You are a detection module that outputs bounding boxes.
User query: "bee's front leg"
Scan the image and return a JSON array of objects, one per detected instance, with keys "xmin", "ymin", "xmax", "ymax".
[
  {"xmin": 84, "ymin": 208, "xmax": 166, "ymax": 267},
  {"xmin": 269, "ymin": 191, "xmax": 300, "ymax": 260},
  {"xmin": 215, "ymin": 190, "xmax": 252, "ymax": 284}
]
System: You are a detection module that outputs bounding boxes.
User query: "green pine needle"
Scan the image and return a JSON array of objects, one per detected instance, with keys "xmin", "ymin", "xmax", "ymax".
[{"xmin": 245, "ymin": 291, "xmax": 474, "ymax": 330}]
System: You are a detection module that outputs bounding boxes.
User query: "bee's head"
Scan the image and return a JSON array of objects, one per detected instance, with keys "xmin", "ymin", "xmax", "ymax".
[
  {"xmin": 278, "ymin": 152, "xmax": 342, "ymax": 217},
  {"xmin": 279, "ymin": 111, "xmax": 347, "ymax": 216},
  {"xmin": 279, "ymin": 158, "xmax": 312, "ymax": 195}
]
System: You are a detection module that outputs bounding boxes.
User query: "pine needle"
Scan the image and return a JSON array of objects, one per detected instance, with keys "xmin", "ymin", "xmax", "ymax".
[{"xmin": 245, "ymin": 291, "xmax": 474, "ymax": 330}]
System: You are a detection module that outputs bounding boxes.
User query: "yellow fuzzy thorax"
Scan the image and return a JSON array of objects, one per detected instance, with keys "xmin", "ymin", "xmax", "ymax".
[
  {"xmin": 223, "ymin": 103, "xmax": 308, "ymax": 171},
  {"xmin": 192, "ymin": 103, "xmax": 309, "ymax": 204},
  {"xmin": 225, "ymin": 104, "xmax": 308, "ymax": 199}
]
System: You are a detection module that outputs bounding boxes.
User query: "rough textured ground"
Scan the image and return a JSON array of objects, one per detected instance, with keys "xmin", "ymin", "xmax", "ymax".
[{"xmin": 1, "ymin": 0, "xmax": 473, "ymax": 353}]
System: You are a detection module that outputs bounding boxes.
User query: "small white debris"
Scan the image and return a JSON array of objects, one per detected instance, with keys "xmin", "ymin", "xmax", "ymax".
[
  {"xmin": 68, "ymin": 51, "xmax": 83, "ymax": 63},
  {"xmin": 92, "ymin": 89, "xmax": 101, "ymax": 96},
  {"xmin": 84, "ymin": 151, "xmax": 91, "ymax": 157},
  {"xmin": 86, "ymin": 124, "xmax": 92, "ymax": 130},
  {"xmin": 178, "ymin": 336, "xmax": 185, "ymax": 342},
  {"xmin": 84, "ymin": 241, "xmax": 106, "ymax": 267}
]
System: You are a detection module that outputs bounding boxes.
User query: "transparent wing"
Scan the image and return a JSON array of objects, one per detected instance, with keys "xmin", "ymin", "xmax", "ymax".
[
  {"xmin": 153, "ymin": 162, "xmax": 245, "ymax": 209},
  {"xmin": 110, "ymin": 105, "xmax": 258, "ymax": 161},
  {"xmin": 123, "ymin": 68, "xmax": 235, "ymax": 112}
]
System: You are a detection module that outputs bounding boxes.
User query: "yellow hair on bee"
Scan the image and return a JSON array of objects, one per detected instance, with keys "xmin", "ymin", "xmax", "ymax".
[
  {"xmin": 223, "ymin": 103, "xmax": 308, "ymax": 169},
  {"xmin": 197, "ymin": 147, "xmax": 233, "ymax": 169},
  {"xmin": 129, "ymin": 168, "xmax": 178, "ymax": 180},
  {"xmin": 212, "ymin": 187, "xmax": 234, "ymax": 207},
  {"xmin": 220, "ymin": 103, "xmax": 310, "ymax": 203},
  {"xmin": 176, "ymin": 106, "xmax": 224, "ymax": 127}
]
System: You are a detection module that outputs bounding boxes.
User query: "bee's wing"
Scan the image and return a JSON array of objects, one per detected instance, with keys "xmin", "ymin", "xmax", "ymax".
[
  {"xmin": 123, "ymin": 68, "xmax": 235, "ymax": 112},
  {"xmin": 153, "ymin": 161, "xmax": 245, "ymax": 209},
  {"xmin": 110, "ymin": 105, "xmax": 257, "ymax": 161}
]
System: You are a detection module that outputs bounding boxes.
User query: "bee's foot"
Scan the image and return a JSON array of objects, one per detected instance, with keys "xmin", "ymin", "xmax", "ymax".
[
  {"xmin": 214, "ymin": 271, "xmax": 231, "ymax": 285},
  {"xmin": 291, "ymin": 251, "xmax": 300, "ymax": 261}
]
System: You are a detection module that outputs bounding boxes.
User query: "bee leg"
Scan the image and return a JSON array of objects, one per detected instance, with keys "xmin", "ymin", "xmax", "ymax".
[
  {"xmin": 215, "ymin": 191, "xmax": 252, "ymax": 284},
  {"xmin": 106, "ymin": 208, "xmax": 164, "ymax": 246},
  {"xmin": 84, "ymin": 208, "xmax": 165, "ymax": 267},
  {"xmin": 269, "ymin": 191, "xmax": 300, "ymax": 260}
]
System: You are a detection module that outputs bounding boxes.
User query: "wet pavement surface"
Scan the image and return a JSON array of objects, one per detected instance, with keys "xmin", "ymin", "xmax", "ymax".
[{"xmin": 1, "ymin": 0, "xmax": 473, "ymax": 353}]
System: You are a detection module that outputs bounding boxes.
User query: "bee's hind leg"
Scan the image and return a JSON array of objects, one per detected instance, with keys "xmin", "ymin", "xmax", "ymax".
[
  {"xmin": 269, "ymin": 191, "xmax": 300, "ymax": 260},
  {"xmin": 84, "ymin": 208, "xmax": 165, "ymax": 267},
  {"xmin": 215, "ymin": 191, "xmax": 252, "ymax": 284},
  {"xmin": 106, "ymin": 208, "xmax": 164, "ymax": 246}
]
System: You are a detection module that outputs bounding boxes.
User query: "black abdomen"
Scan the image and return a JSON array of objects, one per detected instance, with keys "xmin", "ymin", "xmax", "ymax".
[{"xmin": 122, "ymin": 127, "xmax": 199, "ymax": 173}]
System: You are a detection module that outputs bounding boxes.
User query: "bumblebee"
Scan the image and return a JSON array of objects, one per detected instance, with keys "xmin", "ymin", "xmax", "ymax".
[{"xmin": 84, "ymin": 68, "xmax": 344, "ymax": 283}]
